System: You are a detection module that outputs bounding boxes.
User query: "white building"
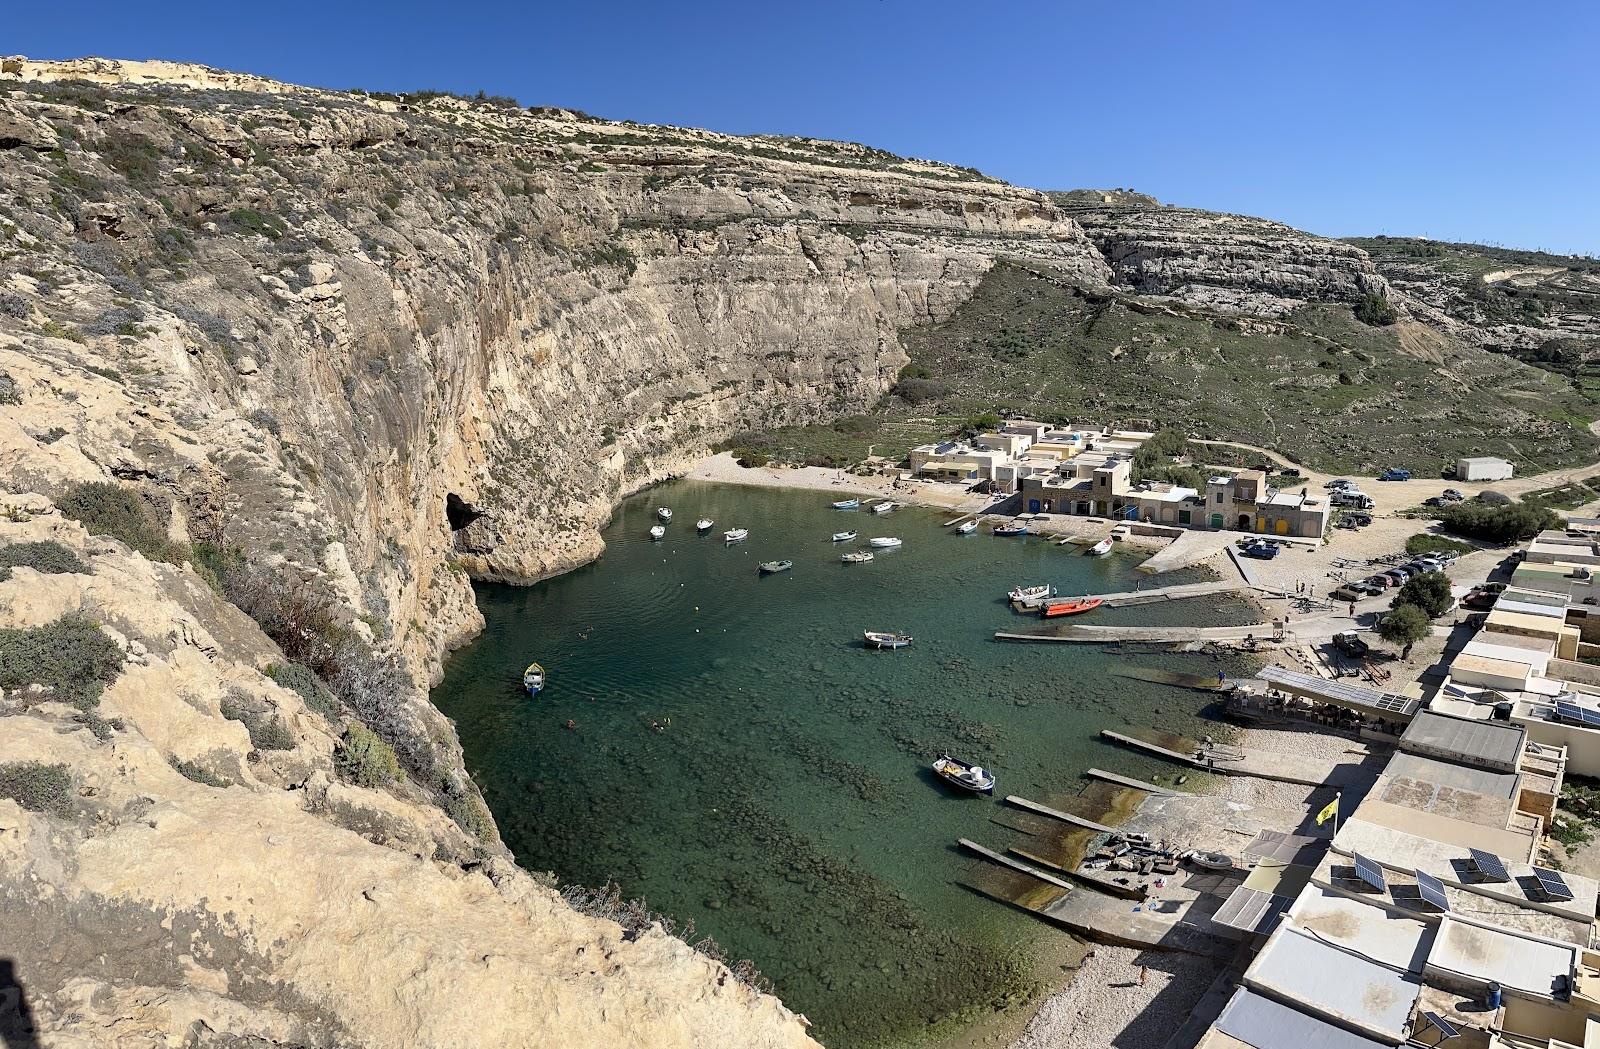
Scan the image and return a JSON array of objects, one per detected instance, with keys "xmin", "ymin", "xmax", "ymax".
[{"xmin": 1457, "ymin": 456, "xmax": 1515, "ymax": 482}]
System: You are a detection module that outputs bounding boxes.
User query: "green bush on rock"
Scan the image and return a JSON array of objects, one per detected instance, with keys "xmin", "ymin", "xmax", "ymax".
[
  {"xmin": 0, "ymin": 615, "xmax": 124, "ymax": 708},
  {"xmin": 335, "ymin": 722, "xmax": 399, "ymax": 787},
  {"xmin": 0, "ymin": 761, "xmax": 73, "ymax": 816}
]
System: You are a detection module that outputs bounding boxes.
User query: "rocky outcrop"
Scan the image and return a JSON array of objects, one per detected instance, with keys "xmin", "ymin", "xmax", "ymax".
[
  {"xmin": 0, "ymin": 57, "xmax": 1114, "ymax": 1044},
  {"xmin": 1052, "ymin": 196, "xmax": 1395, "ymax": 317},
  {"xmin": 0, "ymin": 508, "xmax": 817, "ymax": 1047}
]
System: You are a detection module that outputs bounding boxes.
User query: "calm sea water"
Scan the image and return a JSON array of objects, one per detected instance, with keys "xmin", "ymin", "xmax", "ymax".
[{"xmin": 432, "ymin": 480, "xmax": 1256, "ymax": 1047}]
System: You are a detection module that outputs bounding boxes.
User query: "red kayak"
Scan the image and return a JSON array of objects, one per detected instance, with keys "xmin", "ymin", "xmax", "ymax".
[{"xmin": 1040, "ymin": 597, "xmax": 1103, "ymax": 618}]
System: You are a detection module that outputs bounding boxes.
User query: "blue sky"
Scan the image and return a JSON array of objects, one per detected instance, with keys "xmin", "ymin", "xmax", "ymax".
[{"xmin": 12, "ymin": 1, "xmax": 1598, "ymax": 254}]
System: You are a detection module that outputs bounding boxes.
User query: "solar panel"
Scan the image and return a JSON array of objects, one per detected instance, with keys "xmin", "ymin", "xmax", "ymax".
[
  {"xmin": 1415, "ymin": 870, "xmax": 1450, "ymax": 912},
  {"xmin": 1553, "ymin": 696, "xmax": 1600, "ymax": 728},
  {"xmin": 1469, "ymin": 848, "xmax": 1510, "ymax": 882},
  {"xmin": 1352, "ymin": 852, "xmax": 1386, "ymax": 892},
  {"xmin": 1533, "ymin": 866, "xmax": 1575, "ymax": 902},
  {"xmin": 1422, "ymin": 1010, "xmax": 1461, "ymax": 1040}
]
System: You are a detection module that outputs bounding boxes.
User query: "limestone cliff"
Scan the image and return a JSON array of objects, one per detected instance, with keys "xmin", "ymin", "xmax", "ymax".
[{"xmin": 0, "ymin": 56, "xmax": 1113, "ymax": 1044}]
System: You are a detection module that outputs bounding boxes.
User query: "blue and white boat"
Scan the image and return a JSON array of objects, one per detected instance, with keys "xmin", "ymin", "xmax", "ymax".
[
  {"xmin": 523, "ymin": 662, "xmax": 546, "ymax": 696},
  {"xmin": 831, "ymin": 497, "xmax": 860, "ymax": 510}
]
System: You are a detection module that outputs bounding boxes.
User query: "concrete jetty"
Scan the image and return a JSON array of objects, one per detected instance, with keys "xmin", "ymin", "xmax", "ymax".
[
  {"xmin": 957, "ymin": 839, "xmax": 1076, "ymax": 891},
  {"xmin": 996, "ymin": 622, "xmax": 1272, "ymax": 644},
  {"xmin": 1004, "ymin": 795, "xmax": 1115, "ymax": 833},
  {"xmin": 1099, "ymin": 729, "xmax": 1353, "ymax": 787},
  {"xmin": 1085, "ymin": 768, "xmax": 1191, "ymax": 797},
  {"xmin": 1079, "ymin": 579, "xmax": 1243, "ymax": 609}
]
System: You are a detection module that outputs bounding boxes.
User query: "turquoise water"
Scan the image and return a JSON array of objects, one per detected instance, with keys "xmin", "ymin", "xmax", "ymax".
[{"xmin": 432, "ymin": 480, "xmax": 1256, "ymax": 1047}]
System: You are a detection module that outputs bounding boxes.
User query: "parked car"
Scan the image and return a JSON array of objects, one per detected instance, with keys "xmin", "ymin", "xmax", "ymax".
[
  {"xmin": 1379, "ymin": 468, "xmax": 1412, "ymax": 481},
  {"xmin": 1241, "ymin": 541, "xmax": 1279, "ymax": 560},
  {"xmin": 1366, "ymin": 574, "xmax": 1395, "ymax": 589},
  {"xmin": 1423, "ymin": 496, "xmax": 1445, "ymax": 508},
  {"xmin": 1442, "ymin": 488, "xmax": 1464, "ymax": 501},
  {"xmin": 1332, "ymin": 491, "xmax": 1375, "ymax": 510},
  {"xmin": 1325, "ymin": 478, "xmax": 1353, "ymax": 490},
  {"xmin": 1333, "ymin": 631, "xmax": 1371, "ymax": 658}
]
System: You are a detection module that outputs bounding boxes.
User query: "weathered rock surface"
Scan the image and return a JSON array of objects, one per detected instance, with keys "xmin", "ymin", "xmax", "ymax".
[
  {"xmin": 1053, "ymin": 196, "xmax": 1395, "ymax": 317},
  {"xmin": 0, "ymin": 509, "xmax": 817, "ymax": 1047}
]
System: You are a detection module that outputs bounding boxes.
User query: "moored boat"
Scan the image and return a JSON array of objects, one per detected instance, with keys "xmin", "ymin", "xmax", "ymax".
[
  {"xmin": 871, "ymin": 500, "xmax": 898, "ymax": 514},
  {"xmin": 932, "ymin": 754, "xmax": 994, "ymax": 794},
  {"xmin": 1008, "ymin": 584, "xmax": 1054, "ymax": 603},
  {"xmin": 993, "ymin": 522, "xmax": 1029, "ymax": 536},
  {"xmin": 696, "ymin": 518, "xmax": 714, "ymax": 531},
  {"xmin": 841, "ymin": 550, "xmax": 874, "ymax": 564},
  {"xmin": 759, "ymin": 560, "xmax": 793, "ymax": 574},
  {"xmin": 832, "ymin": 530, "xmax": 858, "ymax": 542},
  {"xmin": 955, "ymin": 520, "xmax": 977, "ymax": 534},
  {"xmin": 723, "ymin": 528, "xmax": 749, "ymax": 543},
  {"xmin": 831, "ymin": 497, "xmax": 860, "ymax": 510},
  {"xmin": 649, "ymin": 524, "xmax": 666, "ymax": 540},
  {"xmin": 522, "ymin": 662, "xmax": 546, "ymax": 696},
  {"xmin": 868, "ymin": 536, "xmax": 902, "ymax": 549},
  {"xmin": 864, "ymin": 630, "xmax": 913, "ymax": 649},
  {"xmin": 1184, "ymin": 850, "xmax": 1234, "ymax": 871},
  {"xmin": 657, "ymin": 507, "xmax": 672, "ymax": 521},
  {"xmin": 1088, "ymin": 537, "xmax": 1113, "ymax": 556},
  {"xmin": 1040, "ymin": 597, "xmax": 1104, "ymax": 618}
]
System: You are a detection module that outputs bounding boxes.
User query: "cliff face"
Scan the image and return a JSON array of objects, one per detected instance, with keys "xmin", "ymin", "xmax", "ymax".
[
  {"xmin": 1052, "ymin": 196, "xmax": 1395, "ymax": 317},
  {"xmin": 0, "ymin": 56, "xmax": 1114, "ymax": 1045}
]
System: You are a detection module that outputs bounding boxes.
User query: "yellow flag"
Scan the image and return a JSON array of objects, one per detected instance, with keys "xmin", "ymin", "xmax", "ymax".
[{"xmin": 1316, "ymin": 796, "xmax": 1339, "ymax": 826}]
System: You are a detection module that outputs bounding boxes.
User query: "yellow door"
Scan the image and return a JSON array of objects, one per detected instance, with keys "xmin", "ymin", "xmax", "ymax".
[
  {"xmin": 1255, "ymin": 516, "xmax": 1266, "ymax": 533},
  {"xmin": 1276, "ymin": 519, "xmax": 1290, "ymax": 535}
]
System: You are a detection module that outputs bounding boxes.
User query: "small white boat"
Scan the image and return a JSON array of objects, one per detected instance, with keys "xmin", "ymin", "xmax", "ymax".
[
  {"xmin": 869, "ymin": 536, "xmax": 902, "ymax": 549},
  {"xmin": 956, "ymin": 521, "xmax": 978, "ymax": 534},
  {"xmin": 1088, "ymin": 537, "xmax": 1113, "ymax": 556},
  {"xmin": 649, "ymin": 524, "xmax": 666, "ymax": 540},
  {"xmin": 831, "ymin": 498, "xmax": 860, "ymax": 510},
  {"xmin": 832, "ymin": 530, "xmax": 858, "ymax": 542},
  {"xmin": 871, "ymin": 500, "xmax": 898, "ymax": 515},
  {"xmin": 724, "ymin": 528, "xmax": 749, "ymax": 543},
  {"xmin": 841, "ymin": 550, "xmax": 874, "ymax": 564},
  {"xmin": 932, "ymin": 754, "xmax": 994, "ymax": 794},
  {"xmin": 696, "ymin": 518, "xmax": 714, "ymax": 532},
  {"xmin": 1184, "ymin": 850, "xmax": 1233, "ymax": 871},
  {"xmin": 864, "ymin": 630, "xmax": 913, "ymax": 649},
  {"xmin": 657, "ymin": 507, "xmax": 672, "ymax": 521},
  {"xmin": 523, "ymin": 662, "xmax": 545, "ymax": 696},
  {"xmin": 1008, "ymin": 584, "xmax": 1055, "ymax": 603}
]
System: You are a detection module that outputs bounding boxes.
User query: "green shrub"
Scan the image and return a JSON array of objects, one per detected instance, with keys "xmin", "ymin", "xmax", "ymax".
[
  {"xmin": 219, "ymin": 689, "xmax": 296, "ymax": 751},
  {"xmin": 264, "ymin": 662, "xmax": 340, "ymax": 719},
  {"xmin": 55, "ymin": 481, "xmax": 184, "ymax": 562},
  {"xmin": 732, "ymin": 447, "xmax": 771, "ymax": 468},
  {"xmin": 225, "ymin": 208, "xmax": 286, "ymax": 240},
  {"xmin": 170, "ymin": 756, "xmax": 231, "ymax": 787},
  {"xmin": 0, "ymin": 615, "xmax": 124, "ymax": 708},
  {"xmin": 335, "ymin": 722, "xmax": 399, "ymax": 787},
  {"xmin": 1392, "ymin": 571, "xmax": 1454, "ymax": 618},
  {"xmin": 443, "ymin": 790, "xmax": 494, "ymax": 840},
  {"xmin": 1405, "ymin": 533, "xmax": 1475, "ymax": 557},
  {"xmin": 0, "ymin": 540, "xmax": 90, "ymax": 583},
  {"xmin": 1354, "ymin": 293, "xmax": 1398, "ymax": 326},
  {"xmin": 0, "ymin": 761, "xmax": 72, "ymax": 816},
  {"xmin": 1440, "ymin": 499, "xmax": 1561, "ymax": 543},
  {"xmin": 1377, "ymin": 603, "xmax": 1431, "ymax": 657}
]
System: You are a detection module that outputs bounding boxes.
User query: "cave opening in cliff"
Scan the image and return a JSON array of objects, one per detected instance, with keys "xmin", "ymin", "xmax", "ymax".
[{"xmin": 446, "ymin": 493, "xmax": 484, "ymax": 531}]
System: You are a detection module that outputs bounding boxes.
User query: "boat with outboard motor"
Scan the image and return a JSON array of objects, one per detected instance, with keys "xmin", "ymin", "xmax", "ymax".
[
  {"xmin": 869, "ymin": 536, "xmax": 902, "ymax": 549},
  {"xmin": 1088, "ymin": 537, "xmax": 1113, "ymax": 556},
  {"xmin": 992, "ymin": 522, "xmax": 1029, "ymax": 536},
  {"xmin": 759, "ymin": 560, "xmax": 793, "ymax": 575},
  {"xmin": 832, "ymin": 530, "xmax": 858, "ymax": 542},
  {"xmin": 657, "ymin": 507, "xmax": 672, "ymax": 521},
  {"xmin": 841, "ymin": 550, "xmax": 874, "ymax": 564},
  {"xmin": 724, "ymin": 528, "xmax": 749, "ymax": 543},
  {"xmin": 523, "ymin": 662, "xmax": 546, "ymax": 696},
  {"xmin": 871, "ymin": 500, "xmax": 898, "ymax": 514},
  {"xmin": 932, "ymin": 754, "xmax": 994, "ymax": 794},
  {"xmin": 1040, "ymin": 597, "xmax": 1103, "ymax": 618},
  {"xmin": 649, "ymin": 524, "xmax": 665, "ymax": 540},
  {"xmin": 864, "ymin": 630, "xmax": 912, "ymax": 649},
  {"xmin": 696, "ymin": 518, "xmax": 714, "ymax": 532},
  {"xmin": 955, "ymin": 520, "xmax": 977, "ymax": 534},
  {"xmin": 831, "ymin": 497, "xmax": 860, "ymax": 510},
  {"xmin": 1008, "ymin": 584, "xmax": 1054, "ymax": 603}
]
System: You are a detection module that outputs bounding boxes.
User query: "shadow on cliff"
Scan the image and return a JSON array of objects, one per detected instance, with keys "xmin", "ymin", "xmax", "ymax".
[{"xmin": 0, "ymin": 960, "xmax": 40, "ymax": 1049}]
